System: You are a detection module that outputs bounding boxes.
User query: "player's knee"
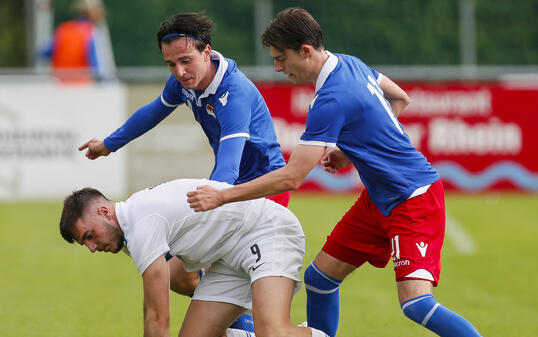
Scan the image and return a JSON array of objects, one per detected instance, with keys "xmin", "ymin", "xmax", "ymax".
[{"xmin": 401, "ymin": 294, "xmax": 437, "ymax": 324}]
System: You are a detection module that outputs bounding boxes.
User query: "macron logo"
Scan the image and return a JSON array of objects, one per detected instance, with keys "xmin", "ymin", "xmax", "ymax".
[
  {"xmin": 416, "ymin": 242, "xmax": 428, "ymax": 257},
  {"xmin": 219, "ymin": 91, "xmax": 229, "ymax": 106}
]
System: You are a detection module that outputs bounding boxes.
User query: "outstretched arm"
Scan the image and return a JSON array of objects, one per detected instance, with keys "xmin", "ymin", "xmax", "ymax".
[
  {"xmin": 78, "ymin": 138, "xmax": 111, "ymax": 159},
  {"xmin": 142, "ymin": 255, "xmax": 170, "ymax": 337},
  {"xmin": 379, "ymin": 75, "xmax": 410, "ymax": 117},
  {"xmin": 187, "ymin": 144, "xmax": 326, "ymax": 211},
  {"xmin": 79, "ymin": 96, "xmax": 175, "ymax": 159}
]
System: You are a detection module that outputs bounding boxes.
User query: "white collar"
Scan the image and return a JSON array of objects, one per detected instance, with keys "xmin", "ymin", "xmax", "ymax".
[
  {"xmin": 315, "ymin": 51, "xmax": 338, "ymax": 93},
  {"xmin": 192, "ymin": 50, "xmax": 228, "ymax": 105}
]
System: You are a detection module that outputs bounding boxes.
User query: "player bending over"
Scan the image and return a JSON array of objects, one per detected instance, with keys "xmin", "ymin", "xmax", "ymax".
[{"xmin": 59, "ymin": 179, "xmax": 329, "ymax": 337}]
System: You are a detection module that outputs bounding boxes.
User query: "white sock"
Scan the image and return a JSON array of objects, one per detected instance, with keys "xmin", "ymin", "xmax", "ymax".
[
  {"xmin": 225, "ymin": 328, "xmax": 255, "ymax": 337},
  {"xmin": 310, "ymin": 327, "xmax": 330, "ymax": 337}
]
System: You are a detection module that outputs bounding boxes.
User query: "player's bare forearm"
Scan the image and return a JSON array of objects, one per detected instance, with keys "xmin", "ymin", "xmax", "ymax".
[
  {"xmin": 187, "ymin": 144, "xmax": 325, "ymax": 211},
  {"xmin": 142, "ymin": 256, "xmax": 170, "ymax": 337},
  {"xmin": 187, "ymin": 167, "xmax": 297, "ymax": 211},
  {"xmin": 225, "ymin": 165, "xmax": 300, "ymax": 200},
  {"xmin": 144, "ymin": 317, "xmax": 170, "ymax": 337}
]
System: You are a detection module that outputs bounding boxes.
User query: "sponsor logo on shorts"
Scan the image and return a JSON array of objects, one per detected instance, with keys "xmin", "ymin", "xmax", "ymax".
[
  {"xmin": 251, "ymin": 262, "xmax": 265, "ymax": 271},
  {"xmin": 416, "ymin": 241, "xmax": 428, "ymax": 257},
  {"xmin": 394, "ymin": 259, "xmax": 410, "ymax": 267}
]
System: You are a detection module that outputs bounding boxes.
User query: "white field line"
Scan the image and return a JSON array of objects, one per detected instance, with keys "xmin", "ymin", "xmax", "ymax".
[{"xmin": 446, "ymin": 212, "xmax": 477, "ymax": 255}]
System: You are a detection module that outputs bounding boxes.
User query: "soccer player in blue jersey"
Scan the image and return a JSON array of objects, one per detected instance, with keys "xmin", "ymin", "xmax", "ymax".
[
  {"xmin": 187, "ymin": 7, "xmax": 482, "ymax": 337},
  {"xmin": 79, "ymin": 12, "xmax": 290, "ymax": 332}
]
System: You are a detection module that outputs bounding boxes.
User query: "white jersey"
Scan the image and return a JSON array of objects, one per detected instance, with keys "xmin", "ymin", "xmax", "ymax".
[{"xmin": 116, "ymin": 179, "xmax": 266, "ymax": 275}]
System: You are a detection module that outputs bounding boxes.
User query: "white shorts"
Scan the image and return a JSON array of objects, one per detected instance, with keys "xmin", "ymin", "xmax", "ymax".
[{"xmin": 192, "ymin": 200, "xmax": 305, "ymax": 310}]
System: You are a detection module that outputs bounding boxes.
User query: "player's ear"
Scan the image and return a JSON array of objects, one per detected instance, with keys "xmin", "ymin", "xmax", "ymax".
[
  {"xmin": 204, "ymin": 44, "xmax": 212, "ymax": 61},
  {"xmin": 97, "ymin": 205, "xmax": 110, "ymax": 218},
  {"xmin": 299, "ymin": 44, "xmax": 312, "ymax": 59}
]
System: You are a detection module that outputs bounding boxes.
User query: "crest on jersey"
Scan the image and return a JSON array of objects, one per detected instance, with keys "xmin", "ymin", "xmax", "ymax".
[{"xmin": 206, "ymin": 104, "xmax": 216, "ymax": 118}]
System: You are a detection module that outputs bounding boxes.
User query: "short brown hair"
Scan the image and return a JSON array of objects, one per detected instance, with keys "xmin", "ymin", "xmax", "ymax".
[
  {"xmin": 157, "ymin": 12, "xmax": 215, "ymax": 51},
  {"xmin": 59, "ymin": 188, "xmax": 108, "ymax": 243},
  {"xmin": 261, "ymin": 7, "xmax": 324, "ymax": 52}
]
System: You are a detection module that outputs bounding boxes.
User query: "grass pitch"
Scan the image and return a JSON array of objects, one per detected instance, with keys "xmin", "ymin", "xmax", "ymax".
[{"xmin": 1, "ymin": 193, "xmax": 537, "ymax": 336}]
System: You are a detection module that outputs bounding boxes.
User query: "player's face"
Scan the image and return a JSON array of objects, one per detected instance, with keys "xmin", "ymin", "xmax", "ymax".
[
  {"xmin": 269, "ymin": 46, "xmax": 310, "ymax": 84},
  {"xmin": 162, "ymin": 38, "xmax": 212, "ymax": 90},
  {"xmin": 74, "ymin": 211, "xmax": 124, "ymax": 254}
]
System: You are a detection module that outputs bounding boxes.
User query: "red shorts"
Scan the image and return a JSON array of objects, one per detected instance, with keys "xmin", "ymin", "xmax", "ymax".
[
  {"xmin": 266, "ymin": 191, "xmax": 291, "ymax": 208},
  {"xmin": 323, "ymin": 180, "xmax": 445, "ymax": 286}
]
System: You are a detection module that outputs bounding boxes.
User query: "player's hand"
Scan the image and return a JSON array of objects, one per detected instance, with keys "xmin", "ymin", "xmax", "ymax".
[
  {"xmin": 321, "ymin": 148, "xmax": 352, "ymax": 173},
  {"xmin": 187, "ymin": 185, "xmax": 223, "ymax": 212},
  {"xmin": 78, "ymin": 138, "xmax": 111, "ymax": 160}
]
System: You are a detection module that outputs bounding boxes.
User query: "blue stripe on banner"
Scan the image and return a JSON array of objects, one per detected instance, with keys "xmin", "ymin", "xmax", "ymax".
[
  {"xmin": 302, "ymin": 160, "xmax": 538, "ymax": 192},
  {"xmin": 435, "ymin": 160, "xmax": 538, "ymax": 191},
  {"xmin": 304, "ymin": 166, "xmax": 361, "ymax": 192}
]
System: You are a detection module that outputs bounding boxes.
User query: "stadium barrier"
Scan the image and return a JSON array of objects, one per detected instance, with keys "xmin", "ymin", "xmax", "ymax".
[{"xmin": 0, "ymin": 81, "xmax": 128, "ymax": 200}]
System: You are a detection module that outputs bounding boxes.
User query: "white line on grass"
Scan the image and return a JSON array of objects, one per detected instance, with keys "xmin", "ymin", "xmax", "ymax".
[{"xmin": 446, "ymin": 212, "xmax": 477, "ymax": 255}]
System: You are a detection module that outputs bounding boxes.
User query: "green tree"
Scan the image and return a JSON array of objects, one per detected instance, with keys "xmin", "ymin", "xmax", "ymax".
[{"xmin": 0, "ymin": 0, "xmax": 26, "ymax": 67}]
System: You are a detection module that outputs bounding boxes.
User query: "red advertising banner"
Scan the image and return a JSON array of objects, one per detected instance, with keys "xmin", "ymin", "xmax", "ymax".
[{"xmin": 256, "ymin": 81, "xmax": 538, "ymax": 192}]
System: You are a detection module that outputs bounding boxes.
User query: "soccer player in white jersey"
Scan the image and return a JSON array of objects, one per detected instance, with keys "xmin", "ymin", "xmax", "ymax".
[
  {"xmin": 59, "ymin": 179, "xmax": 330, "ymax": 337},
  {"xmin": 187, "ymin": 7, "xmax": 482, "ymax": 337},
  {"xmin": 78, "ymin": 12, "xmax": 289, "ymax": 331}
]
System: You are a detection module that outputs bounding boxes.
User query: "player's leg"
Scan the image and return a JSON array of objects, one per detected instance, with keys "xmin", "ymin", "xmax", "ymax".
[
  {"xmin": 398, "ymin": 280, "xmax": 481, "ymax": 336},
  {"xmin": 169, "ymin": 255, "xmax": 255, "ymax": 332},
  {"xmin": 305, "ymin": 190, "xmax": 384, "ymax": 337},
  {"xmin": 390, "ymin": 180, "xmax": 481, "ymax": 336},
  {"xmin": 168, "ymin": 255, "xmax": 200, "ymax": 296},
  {"xmin": 178, "ymin": 299, "xmax": 245, "ymax": 337},
  {"xmin": 304, "ymin": 251, "xmax": 356, "ymax": 337},
  {"xmin": 251, "ymin": 276, "xmax": 329, "ymax": 337}
]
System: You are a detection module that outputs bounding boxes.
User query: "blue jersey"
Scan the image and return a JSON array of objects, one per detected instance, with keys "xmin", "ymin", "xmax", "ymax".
[
  {"xmin": 105, "ymin": 50, "xmax": 285, "ymax": 184},
  {"xmin": 300, "ymin": 52, "xmax": 439, "ymax": 216}
]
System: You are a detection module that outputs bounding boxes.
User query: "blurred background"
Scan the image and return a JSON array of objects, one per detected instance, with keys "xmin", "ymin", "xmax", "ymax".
[
  {"xmin": 0, "ymin": 1, "xmax": 537, "ymax": 336},
  {"xmin": 1, "ymin": 0, "xmax": 537, "ymax": 198}
]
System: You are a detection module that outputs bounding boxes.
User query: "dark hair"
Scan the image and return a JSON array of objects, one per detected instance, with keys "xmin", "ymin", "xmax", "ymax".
[
  {"xmin": 157, "ymin": 12, "xmax": 215, "ymax": 51},
  {"xmin": 261, "ymin": 7, "xmax": 324, "ymax": 52},
  {"xmin": 59, "ymin": 188, "xmax": 108, "ymax": 244}
]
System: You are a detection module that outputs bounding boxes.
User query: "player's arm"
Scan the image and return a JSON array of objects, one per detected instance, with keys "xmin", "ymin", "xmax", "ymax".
[
  {"xmin": 79, "ymin": 96, "xmax": 175, "ymax": 159},
  {"xmin": 210, "ymin": 87, "xmax": 252, "ymax": 184},
  {"xmin": 320, "ymin": 147, "xmax": 352, "ymax": 173},
  {"xmin": 379, "ymin": 75, "xmax": 410, "ymax": 117},
  {"xmin": 142, "ymin": 254, "xmax": 170, "ymax": 337},
  {"xmin": 210, "ymin": 136, "xmax": 247, "ymax": 184},
  {"xmin": 187, "ymin": 144, "xmax": 325, "ymax": 211}
]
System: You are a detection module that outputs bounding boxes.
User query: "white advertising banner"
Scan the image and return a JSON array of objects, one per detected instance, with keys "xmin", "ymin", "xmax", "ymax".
[{"xmin": 0, "ymin": 82, "xmax": 127, "ymax": 200}]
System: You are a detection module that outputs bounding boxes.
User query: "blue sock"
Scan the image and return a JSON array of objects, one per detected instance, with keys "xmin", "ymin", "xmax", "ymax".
[
  {"xmin": 304, "ymin": 262, "xmax": 342, "ymax": 337},
  {"xmin": 402, "ymin": 294, "xmax": 481, "ymax": 336},
  {"xmin": 229, "ymin": 313, "xmax": 254, "ymax": 332}
]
